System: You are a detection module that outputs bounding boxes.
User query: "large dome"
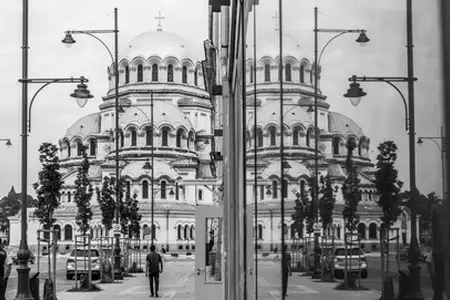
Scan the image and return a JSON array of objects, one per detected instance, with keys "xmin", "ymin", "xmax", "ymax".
[
  {"xmin": 62, "ymin": 113, "xmax": 101, "ymax": 141},
  {"xmin": 247, "ymin": 31, "xmax": 304, "ymax": 60},
  {"xmin": 120, "ymin": 31, "xmax": 197, "ymax": 62},
  {"xmin": 328, "ymin": 111, "xmax": 365, "ymax": 137}
]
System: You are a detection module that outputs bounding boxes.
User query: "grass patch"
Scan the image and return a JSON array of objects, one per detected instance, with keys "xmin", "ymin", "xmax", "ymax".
[
  {"xmin": 67, "ymin": 285, "xmax": 102, "ymax": 292},
  {"xmin": 334, "ymin": 282, "xmax": 369, "ymax": 291}
]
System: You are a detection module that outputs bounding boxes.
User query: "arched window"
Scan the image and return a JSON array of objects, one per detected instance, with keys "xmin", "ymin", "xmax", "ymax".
[
  {"xmin": 120, "ymin": 132, "xmax": 124, "ymax": 148},
  {"xmin": 300, "ymin": 65, "xmax": 305, "ymax": 83},
  {"xmin": 198, "ymin": 189, "xmax": 203, "ymax": 201},
  {"xmin": 137, "ymin": 64, "xmax": 143, "ymax": 82},
  {"xmin": 151, "ymin": 224, "xmax": 156, "ymax": 240},
  {"xmin": 369, "ymin": 223, "xmax": 377, "ymax": 239},
  {"xmin": 146, "ymin": 128, "xmax": 153, "ymax": 146},
  {"xmin": 162, "ymin": 128, "xmax": 169, "ymax": 146},
  {"xmin": 258, "ymin": 224, "xmax": 263, "ymax": 239},
  {"xmin": 269, "ymin": 127, "xmax": 276, "ymax": 146},
  {"xmin": 184, "ymin": 225, "xmax": 189, "ymax": 239},
  {"xmin": 64, "ymin": 225, "xmax": 73, "ymax": 241},
  {"xmin": 175, "ymin": 183, "xmax": 179, "ymax": 200},
  {"xmin": 306, "ymin": 129, "xmax": 312, "ymax": 147},
  {"xmin": 77, "ymin": 141, "xmax": 83, "ymax": 156},
  {"xmin": 300, "ymin": 180, "xmax": 305, "ymax": 199},
  {"xmin": 358, "ymin": 223, "xmax": 367, "ymax": 239},
  {"xmin": 190, "ymin": 225, "xmax": 194, "ymax": 239},
  {"xmin": 131, "ymin": 130, "xmax": 137, "ymax": 146},
  {"xmin": 67, "ymin": 192, "xmax": 71, "ymax": 203},
  {"xmin": 264, "ymin": 64, "xmax": 270, "ymax": 82},
  {"xmin": 293, "ymin": 128, "xmax": 299, "ymax": 145},
  {"xmin": 290, "ymin": 223, "xmax": 296, "ymax": 239},
  {"xmin": 66, "ymin": 142, "xmax": 71, "ymax": 157},
  {"xmin": 182, "ymin": 66, "xmax": 188, "ymax": 83},
  {"xmin": 152, "ymin": 64, "xmax": 158, "ymax": 81},
  {"xmin": 142, "ymin": 180, "xmax": 149, "ymax": 199},
  {"xmin": 161, "ymin": 181, "xmax": 167, "ymax": 199},
  {"xmin": 332, "ymin": 137, "xmax": 340, "ymax": 155},
  {"xmin": 285, "ymin": 64, "xmax": 292, "ymax": 82},
  {"xmin": 283, "ymin": 223, "xmax": 288, "ymax": 238},
  {"xmin": 125, "ymin": 66, "xmax": 130, "ymax": 84},
  {"xmin": 177, "ymin": 225, "xmax": 182, "ymax": 240},
  {"xmin": 249, "ymin": 65, "xmax": 254, "ymax": 83},
  {"xmin": 176, "ymin": 130, "xmax": 183, "ymax": 147},
  {"xmin": 259, "ymin": 185, "xmax": 264, "ymax": 200},
  {"xmin": 272, "ymin": 180, "xmax": 278, "ymax": 198},
  {"xmin": 256, "ymin": 128, "xmax": 263, "ymax": 147},
  {"xmin": 126, "ymin": 181, "xmax": 131, "ymax": 198},
  {"xmin": 336, "ymin": 226, "xmax": 341, "ymax": 239},
  {"xmin": 282, "ymin": 179, "xmax": 288, "ymax": 198},
  {"xmin": 358, "ymin": 139, "xmax": 364, "ymax": 156},
  {"xmin": 167, "ymin": 64, "xmax": 174, "ymax": 82},
  {"xmin": 89, "ymin": 139, "xmax": 97, "ymax": 156},
  {"xmin": 53, "ymin": 225, "xmax": 61, "ymax": 241},
  {"xmin": 143, "ymin": 224, "xmax": 148, "ymax": 239},
  {"xmin": 194, "ymin": 69, "xmax": 198, "ymax": 86}
]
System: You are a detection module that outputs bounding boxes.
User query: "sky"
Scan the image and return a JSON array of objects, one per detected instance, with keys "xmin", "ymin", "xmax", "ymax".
[{"xmin": 0, "ymin": 0, "xmax": 444, "ymax": 199}]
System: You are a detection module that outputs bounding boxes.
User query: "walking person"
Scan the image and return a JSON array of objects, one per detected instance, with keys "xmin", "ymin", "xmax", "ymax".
[
  {"xmin": 0, "ymin": 238, "xmax": 12, "ymax": 300},
  {"xmin": 281, "ymin": 245, "xmax": 292, "ymax": 297},
  {"xmin": 146, "ymin": 245, "xmax": 163, "ymax": 298}
]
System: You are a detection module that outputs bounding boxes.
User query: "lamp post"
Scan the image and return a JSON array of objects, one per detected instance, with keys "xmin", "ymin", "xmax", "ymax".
[
  {"xmin": 310, "ymin": 6, "xmax": 369, "ymax": 280},
  {"xmin": 62, "ymin": 7, "xmax": 122, "ymax": 279},
  {"xmin": 343, "ymin": 2, "xmax": 421, "ymax": 294},
  {"xmin": 417, "ymin": 126, "xmax": 447, "ymax": 201},
  {"xmin": 0, "ymin": 139, "xmax": 12, "ymax": 147},
  {"xmin": 15, "ymin": 75, "xmax": 92, "ymax": 299}
]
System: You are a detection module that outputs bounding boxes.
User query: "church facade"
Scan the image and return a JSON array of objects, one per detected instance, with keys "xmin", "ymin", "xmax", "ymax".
[{"xmin": 9, "ymin": 27, "xmax": 414, "ymax": 253}]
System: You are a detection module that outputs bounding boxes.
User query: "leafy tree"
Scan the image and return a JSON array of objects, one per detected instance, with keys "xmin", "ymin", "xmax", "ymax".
[
  {"xmin": 318, "ymin": 175, "xmax": 336, "ymax": 230},
  {"xmin": 127, "ymin": 192, "xmax": 142, "ymax": 239},
  {"xmin": 342, "ymin": 139, "xmax": 362, "ymax": 232},
  {"xmin": 304, "ymin": 177, "xmax": 316, "ymax": 234},
  {"xmin": 96, "ymin": 176, "xmax": 117, "ymax": 232},
  {"xmin": 74, "ymin": 145, "xmax": 94, "ymax": 235},
  {"xmin": 374, "ymin": 141, "xmax": 403, "ymax": 227},
  {"xmin": 32, "ymin": 142, "xmax": 64, "ymax": 228}
]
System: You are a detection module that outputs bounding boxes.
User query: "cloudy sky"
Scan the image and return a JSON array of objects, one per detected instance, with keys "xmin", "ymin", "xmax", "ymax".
[{"xmin": 0, "ymin": 0, "xmax": 443, "ymax": 199}]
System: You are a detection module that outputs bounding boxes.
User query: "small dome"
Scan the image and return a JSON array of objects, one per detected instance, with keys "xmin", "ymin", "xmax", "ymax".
[
  {"xmin": 121, "ymin": 160, "xmax": 180, "ymax": 181},
  {"xmin": 247, "ymin": 31, "xmax": 303, "ymax": 61},
  {"xmin": 260, "ymin": 160, "xmax": 312, "ymax": 180},
  {"xmin": 248, "ymin": 102, "xmax": 313, "ymax": 130},
  {"xmin": 63, "ymin": 113, "xmax": 101, "ymax": 141},
  {"xmin": 328, "ymin": 111, "xmax": 365, "ymax": 137},
  {"xmin": 119, "ymin": 102, "xmax": 193, "ymax": 132},
  {"xmin": 120, "ymin": 31, "xmax": 197, "ymax": 62}
]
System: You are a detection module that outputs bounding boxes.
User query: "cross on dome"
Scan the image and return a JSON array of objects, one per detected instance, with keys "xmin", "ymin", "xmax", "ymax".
[
  {"xmin": 272, "ymin": 11, "xmax": 279, "ymax": 31},
  {"xmin": 155, "ymin": 12, "xmax": 165, "ymax": 31}
]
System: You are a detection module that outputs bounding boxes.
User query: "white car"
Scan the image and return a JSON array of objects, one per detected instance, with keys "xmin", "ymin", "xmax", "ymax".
[
  {"xmin": 333, "ymin": 247, "xmax": 368, "ymax": 279},
  {"xmin": 66, "ymin": 249, "xmax": 101, "ymax": 280}
]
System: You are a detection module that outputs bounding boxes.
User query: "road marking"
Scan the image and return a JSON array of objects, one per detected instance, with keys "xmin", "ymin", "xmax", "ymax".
[{"xmin": 119, "ymin": 285, "xmax": 144, "ymax": 295}]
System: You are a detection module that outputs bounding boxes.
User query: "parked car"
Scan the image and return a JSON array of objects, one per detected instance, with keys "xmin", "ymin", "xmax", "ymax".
[
  {"xmin": 66, "ymin": 249, "xmax": 101, "ymax": 280},
  {"xmin": 397, "ymin": 247, "xmax": 428, "ymax": 262},
  {"xmin": 333, "ymin": 247, "xmax": 368, "ymax": 279}
]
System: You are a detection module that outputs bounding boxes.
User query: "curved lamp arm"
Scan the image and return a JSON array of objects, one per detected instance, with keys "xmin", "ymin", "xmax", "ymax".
[
  {"xmin": 317, "ymin": 31, "xmax": 347, "ymax": 67},
  {"xmin": 379, "ymin": 79, "xmax": 409, "ymax": 131},
  {"xmin": 418, "ymin": 137, "xmax": 442, "ymax": 151},
  {"xmin": 68, "ymin": 31, "xmax": 114, "ymax": 64}
]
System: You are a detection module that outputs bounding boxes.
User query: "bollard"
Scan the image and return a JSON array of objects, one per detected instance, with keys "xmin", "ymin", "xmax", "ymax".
[
  {"xmin": 397, "ymin": 269, "xmax": 410, "ymax": 300},
  {"xmin": 382, "ymin": 276, "xmax": 395, "ymax": 300}
]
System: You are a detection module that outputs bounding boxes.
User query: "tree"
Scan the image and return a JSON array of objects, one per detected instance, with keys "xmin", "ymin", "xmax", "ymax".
[
  {"xmin": 127, "ymin": 192, "xmax": 142, "ymax": 239},
  {"xmin": 74, "ymin": 145, "xmax": 94, "ymax": 235},
  {"xmin": 96, "ymin": 176, "xmax": 117, "ymax": 232},
  {"xmin": 374, "ymin": 141, "xmax": 403, "ymax": 227},
  {"xmin": 304, "ymin": 177, "xmax": 316, "ymax": 235},
  {"xmin": 32, "ymin": 142, "xmax": 64, "ymax": 228},
  {"xmin": 342, "ymin": 139, "xmax": 362, "ymax": 233},
  {"xmin": 318, "ymin": 175, "xmax": 336, "ymax": 231}
]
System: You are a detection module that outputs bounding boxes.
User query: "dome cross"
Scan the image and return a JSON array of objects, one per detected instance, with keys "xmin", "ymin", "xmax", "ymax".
[{"xmin": 155, "ymin": 12, "xmax": 165, "ymax": 31}]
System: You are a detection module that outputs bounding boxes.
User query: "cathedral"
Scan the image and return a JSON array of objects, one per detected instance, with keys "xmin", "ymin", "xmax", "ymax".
[{"xmin": 8, "ymin": 25, "xmax": 414, "ymax": 253}]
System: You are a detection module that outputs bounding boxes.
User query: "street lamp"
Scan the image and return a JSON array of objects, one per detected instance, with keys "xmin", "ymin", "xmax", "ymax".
[
  {"xmin": 62, "ymin": 7, "xmax": 122, "ymax": 279},
  {"xmin": 15, "ymin": 76, "xmax": 91, "ymax": 300},
  {"xmin": 417, "ymin": 126, "xmax": 447, "ymax": 201},
  {"xmin": 310, "ymin": 6, "xmax": 369, "ymax": 280},
  {"xmin": 342, "ymin": 3, "xmax": 421, "ymax": 293},
  {"xmin": 0, "ymin": 139, "xmax": 12, "ymax": 147}
]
